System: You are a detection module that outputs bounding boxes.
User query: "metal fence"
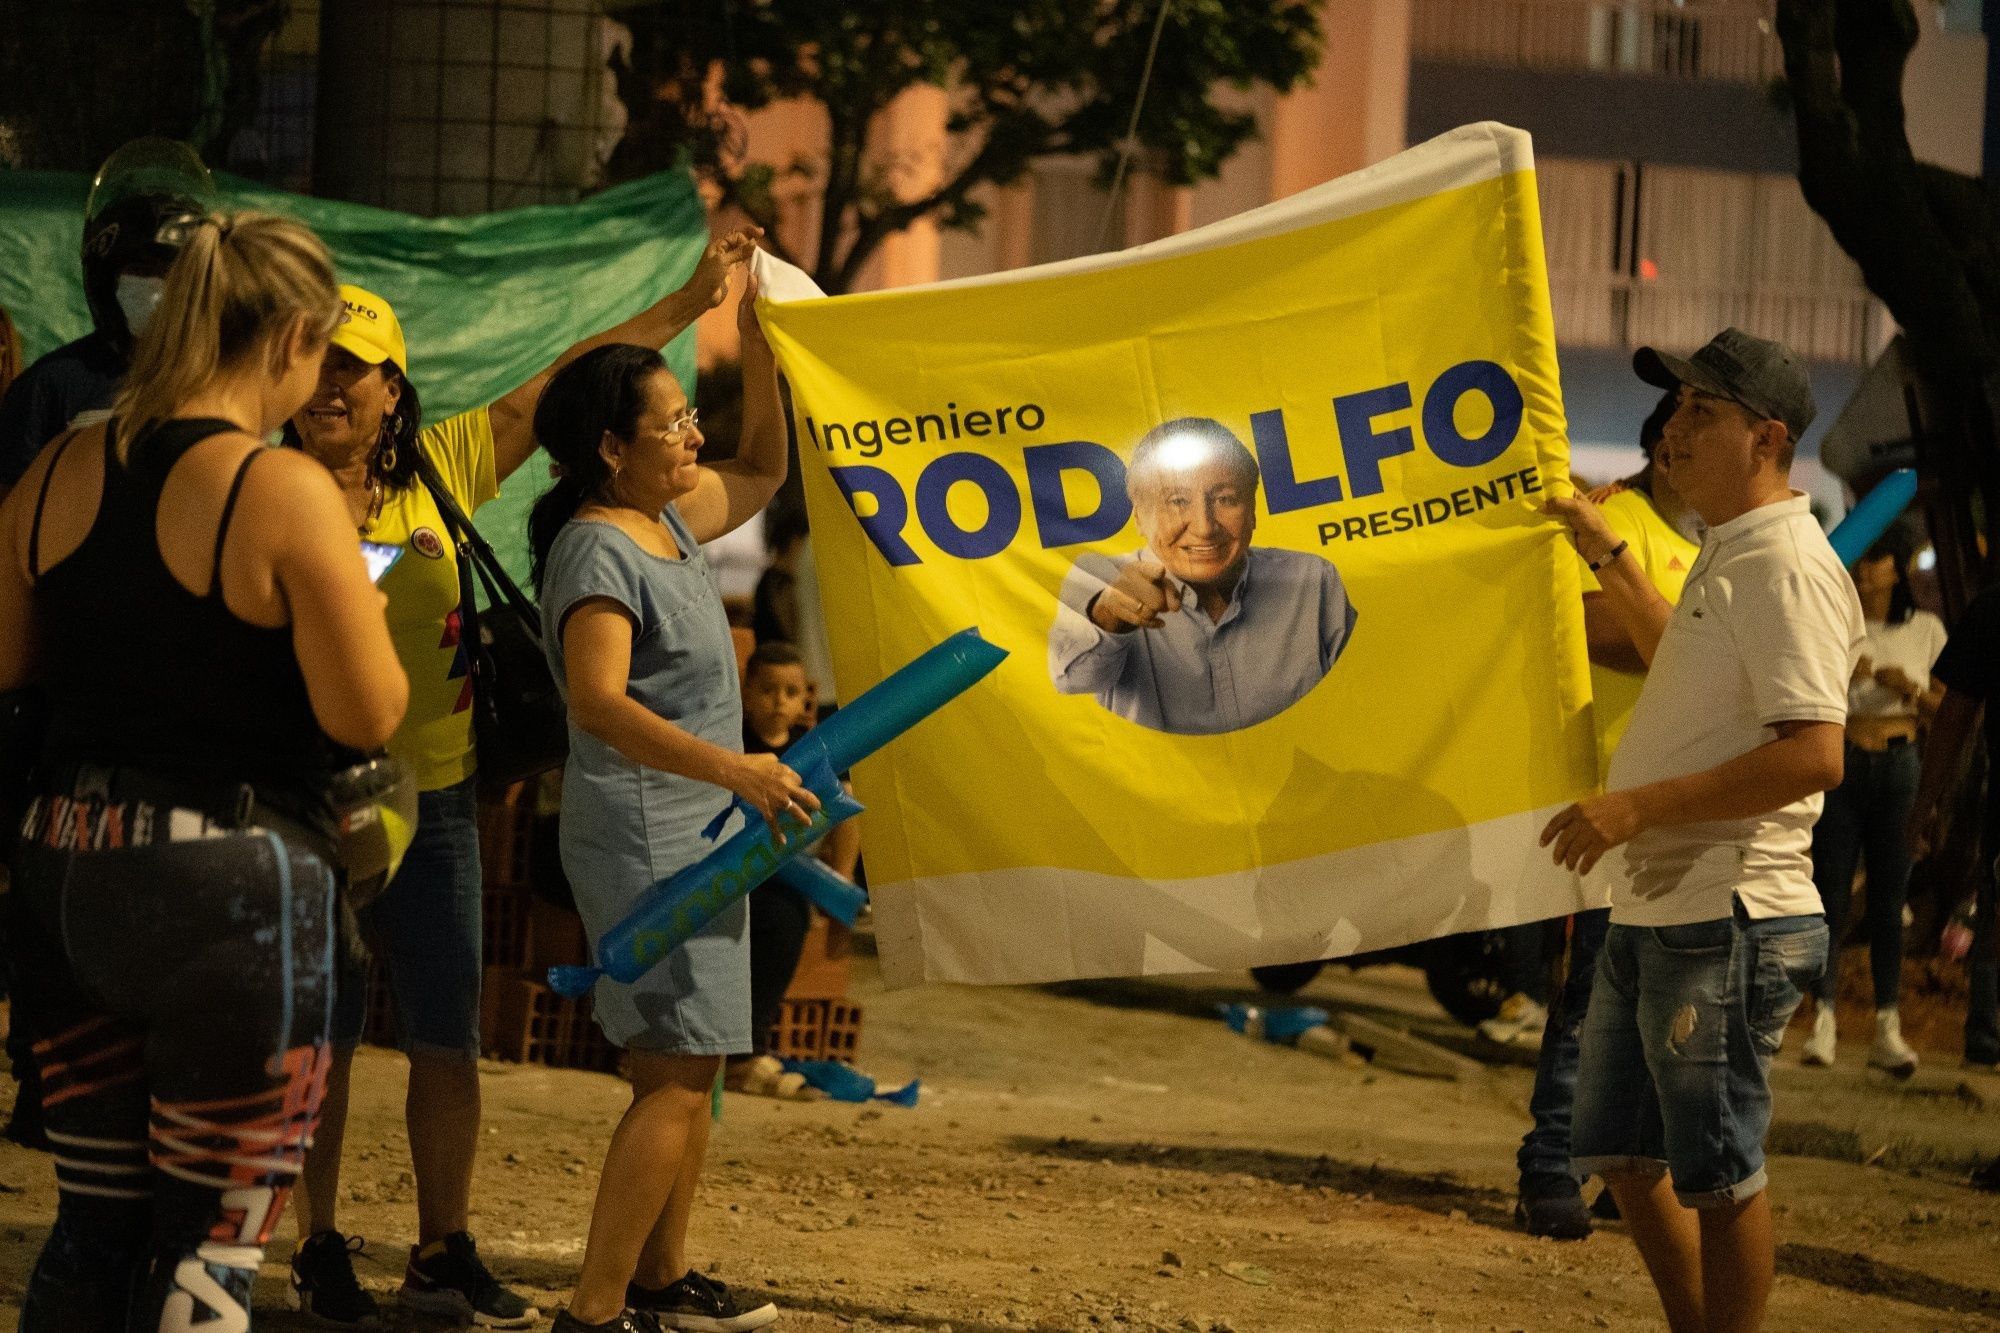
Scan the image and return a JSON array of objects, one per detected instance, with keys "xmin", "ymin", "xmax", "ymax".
[{"xmin": 1412, "ymin": 0, "xmax": 1784, "ymax": 84}]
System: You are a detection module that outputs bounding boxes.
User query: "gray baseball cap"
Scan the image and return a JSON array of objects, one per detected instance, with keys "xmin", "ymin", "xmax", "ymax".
[{"xmin": 1633, "ymin": 327, "xmax": 1816, "ymax": 441}]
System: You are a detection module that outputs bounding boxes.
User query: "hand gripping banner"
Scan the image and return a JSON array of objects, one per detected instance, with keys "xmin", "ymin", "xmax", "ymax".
[{"xmin": 754, "ymin": 123, "xmax": 1598, "ymax": 987}]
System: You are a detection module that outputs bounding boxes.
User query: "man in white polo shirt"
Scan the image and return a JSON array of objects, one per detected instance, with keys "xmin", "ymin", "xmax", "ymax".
[{"xmin": 1542, "ymin": 328, "xmax": 1863, "ymax": 1333}]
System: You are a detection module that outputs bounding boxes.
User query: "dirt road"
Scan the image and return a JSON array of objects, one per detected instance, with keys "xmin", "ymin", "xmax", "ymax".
[{"xmin": 0, "ymin": 943, "xmax": 1994, "ymax": 1331}]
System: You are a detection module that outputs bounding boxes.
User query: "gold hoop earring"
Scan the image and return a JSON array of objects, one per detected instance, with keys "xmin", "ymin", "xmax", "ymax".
[{"xmin": 376, "ymin": 425, "xmax": 398, "ymax": 476}]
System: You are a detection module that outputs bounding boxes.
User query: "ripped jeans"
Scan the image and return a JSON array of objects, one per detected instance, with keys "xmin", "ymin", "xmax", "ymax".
[{"xmin": 1570, "ymin": 903, "xmax": 1826, "ymax": 1209}]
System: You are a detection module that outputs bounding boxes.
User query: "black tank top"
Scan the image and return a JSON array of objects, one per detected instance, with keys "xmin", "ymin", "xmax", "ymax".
[{"xmin": 34, "ymin": 418, "xmax": 338, "ymax": 804}]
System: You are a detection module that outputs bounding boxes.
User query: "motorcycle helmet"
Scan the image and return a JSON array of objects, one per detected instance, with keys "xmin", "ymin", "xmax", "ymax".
[
  {"xmin": 81, "ymin": 138, "xmax": 216, "ymax": 352},
  {"xmin": 325, "ymin": 755, "xmax": 419, "ymax": 907}
]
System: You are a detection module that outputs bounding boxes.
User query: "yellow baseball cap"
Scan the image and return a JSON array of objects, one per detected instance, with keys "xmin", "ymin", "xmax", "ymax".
[{"xmin": 332, "ymin": 283, "xmax": 409, "ymax": 376}]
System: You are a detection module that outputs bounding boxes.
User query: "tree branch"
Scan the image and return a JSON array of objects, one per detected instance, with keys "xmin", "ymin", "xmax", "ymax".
[{"xmin": 1777, "ymin": 0, "xmax": 1994, "ymax": 378}]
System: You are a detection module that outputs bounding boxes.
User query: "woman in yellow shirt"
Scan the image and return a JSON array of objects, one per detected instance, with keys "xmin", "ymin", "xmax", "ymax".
[{"xmin": 280, "ymin": 228, "xmax": 761, "ymax": 1327}]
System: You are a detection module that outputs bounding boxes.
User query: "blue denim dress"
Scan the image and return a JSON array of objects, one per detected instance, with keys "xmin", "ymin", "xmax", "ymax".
[{"xmin": 540, "ymin": 506, "xmax": 750, "ymax": 1054}]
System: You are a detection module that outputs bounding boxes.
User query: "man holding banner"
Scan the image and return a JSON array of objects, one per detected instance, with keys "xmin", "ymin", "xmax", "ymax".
[
  {"xmin": 1048, "ymin": 415, "xmax": 1358, "ymax": 735},
  {"xmin": 1543, "ymin": 329, "xmax": 1861, "ymax": 1333}
]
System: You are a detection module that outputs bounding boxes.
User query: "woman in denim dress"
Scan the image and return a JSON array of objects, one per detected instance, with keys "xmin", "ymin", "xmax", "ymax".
[{"xmin": 529, "ymin": 277, "xmax": 810, "ymax": 1333}]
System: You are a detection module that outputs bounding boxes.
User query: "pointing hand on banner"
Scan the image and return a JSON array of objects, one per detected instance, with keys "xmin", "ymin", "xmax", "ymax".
[
  {"xmin": 1088, "ymin": 561, "xmax": 1183, "ymax": 633},
  {"xmin": 1540, "ymin": 793, "xmax": 1644, "ymax": 876}
]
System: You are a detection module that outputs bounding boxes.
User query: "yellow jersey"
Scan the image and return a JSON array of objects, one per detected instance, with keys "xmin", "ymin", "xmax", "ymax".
[
  {"xmin": 364, "ymin": 408, "xmax": 499, "ymax": 791},
  {"xmin": 1581, "ymin": 487, "xmax": 1699, "ymax": 775}
]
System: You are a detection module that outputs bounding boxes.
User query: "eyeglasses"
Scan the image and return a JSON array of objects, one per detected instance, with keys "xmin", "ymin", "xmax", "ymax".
[{"xmin": 656, "ymin": 409, "xmax": 700, "ymax": 443}]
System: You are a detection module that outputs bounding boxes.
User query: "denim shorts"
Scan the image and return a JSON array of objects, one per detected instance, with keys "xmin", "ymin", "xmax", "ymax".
[
  {"xmin": 330, "ymin": 776, "xmax": 483, "ymax": 1059},
  {"xmin": 1571, "ymin": 903, "xmax": 1826, "ymax": 1208}
]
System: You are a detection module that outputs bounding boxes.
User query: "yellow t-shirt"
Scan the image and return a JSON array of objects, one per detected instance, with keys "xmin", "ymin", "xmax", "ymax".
[
  {"xmin": 1581, "ymin": 487, "xmax": 1700, "ymax": 775},
  {"xmin": 364, "ymin": 408, "xmax": 499, "ymax": 791}
]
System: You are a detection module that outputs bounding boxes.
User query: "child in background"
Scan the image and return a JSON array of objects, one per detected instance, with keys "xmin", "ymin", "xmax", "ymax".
[{"xmin": 728, "ymin": 642, "xmax": 860, "ymax": 1098}]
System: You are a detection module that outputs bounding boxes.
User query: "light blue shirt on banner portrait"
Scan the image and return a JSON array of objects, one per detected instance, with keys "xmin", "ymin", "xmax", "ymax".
[{"xmin": 1047, "ymin": 546, "xmax": 1358, "ymax": 736}]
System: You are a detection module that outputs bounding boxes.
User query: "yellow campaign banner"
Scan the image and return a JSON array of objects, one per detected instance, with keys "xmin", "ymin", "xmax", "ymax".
[{"xmin": 753, "ymin": 124, "xmax": 1599, "ymax": 987}]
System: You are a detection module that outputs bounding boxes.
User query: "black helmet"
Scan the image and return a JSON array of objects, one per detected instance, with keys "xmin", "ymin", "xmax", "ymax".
[{"xmin": 81, "ymin": 138, "xmax": 215, "ymax": 351}]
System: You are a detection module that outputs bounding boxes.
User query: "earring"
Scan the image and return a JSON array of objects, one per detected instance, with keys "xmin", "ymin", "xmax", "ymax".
[{"xmin": 377, "ymin": 424, "xmax": 398, "ymax": 476}]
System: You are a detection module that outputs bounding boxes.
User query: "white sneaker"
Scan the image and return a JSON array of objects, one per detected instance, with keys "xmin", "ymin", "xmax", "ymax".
[
  {"xmin": 1869, "ymin": 1007, "xmax": 1919, "ymax": 1079},
  {"xmin": 1478, "ymin": 994, "xmax": 1549, "ymax": 1050},
  {"xmin": 1801, "ymin": 1003, "xmax": 1837, "ymax": 1067}
]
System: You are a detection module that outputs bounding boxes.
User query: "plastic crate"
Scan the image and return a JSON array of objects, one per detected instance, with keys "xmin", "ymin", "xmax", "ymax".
[
  {"xmin": 765, "ymin": 996, "xmax": 863, "ymax": 1064},
  {"xmin": 820, "ymin": 998, "xmax": 862, "ymax": 1061},
  {"xmin": 482, "ymin": 883, "xmax": 533, "ymax": 969},
  {"xmin": 488, "ymin": 972, "xmax": 619, "ymax": 1073},
  {"xmin": 783, "ymin": 913, "xmax": 852, "ymax": 1001}
]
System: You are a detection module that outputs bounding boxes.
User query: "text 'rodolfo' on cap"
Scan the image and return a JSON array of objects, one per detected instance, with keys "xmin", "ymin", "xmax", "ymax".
[{"xmin": 331, "ymin": 283, "xmax": 408, "ymax": 377}]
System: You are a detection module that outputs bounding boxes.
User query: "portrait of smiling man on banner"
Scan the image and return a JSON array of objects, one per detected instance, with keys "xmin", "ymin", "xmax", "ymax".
[{"xmin": 1048, "ymin": 416, "xmax": 1358, "ymax": 735}]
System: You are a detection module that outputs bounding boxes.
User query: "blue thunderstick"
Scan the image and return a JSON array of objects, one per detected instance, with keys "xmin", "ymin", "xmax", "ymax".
[
  {"xmin": 1826, "ymin": 468, "xmax": 1918, "ymax": 567},
  {"xmin": 549, "ymin": 628, "xmax": 1008, "ymax": 997}
]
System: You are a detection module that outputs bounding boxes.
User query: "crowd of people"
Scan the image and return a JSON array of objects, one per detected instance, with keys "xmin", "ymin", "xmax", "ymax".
[{"xmin": 0, "ymin": 140, "xmax": 1995, "ymax": 1333}]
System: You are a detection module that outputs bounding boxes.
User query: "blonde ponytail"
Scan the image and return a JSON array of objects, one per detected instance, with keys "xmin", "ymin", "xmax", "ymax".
[{"xmin": 113, "ymin": 211, "xmax": 341, "ymax": 448}]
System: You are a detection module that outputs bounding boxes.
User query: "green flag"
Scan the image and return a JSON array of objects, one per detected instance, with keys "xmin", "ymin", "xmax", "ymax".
[{"xmin": 0, "ymin": 167, "xmax": 707, "ymax": 583}]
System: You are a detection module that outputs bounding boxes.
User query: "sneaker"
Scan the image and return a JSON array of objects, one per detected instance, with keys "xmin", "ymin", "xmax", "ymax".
[
  {"xmin": 1514, "ymin": 1172, "xmax": 1591, "ymax": 1241},
  {"xmin": 1801, "ymin": 1003, "xmax": 1837, "ymax": 1067},
  {"xmin": 1869, "ymin": 1008, "xmax": 1919, "ymax": 1079},
  {"xmin": 629, "ymin": 1270, "xmax": 779, "ymax": 1332},
  {"xmin": 400, "ymin": 1231, "xmax": 539, "ymax": 1328},
  {"xmin": 288, "ymin": 1230, "xmax": 382, "ymax": 1327},
  {"xmin": 553, "ymin": 1312, "xmax": 663, "ymax": 1333},
  {"xmin": 1478, "ymin": 994, "xmax": 1548, "ymax": 1050}
]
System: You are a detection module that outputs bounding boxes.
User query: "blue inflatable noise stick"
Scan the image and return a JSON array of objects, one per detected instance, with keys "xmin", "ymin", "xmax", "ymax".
[
  {"xmin": 785, "ymin": 627, "xmax": 1008, "ymax": 774},
  {"xmin": 1827, "ymin": 468, "xmax": 1918, "ymax": 567},
  {"xmin": 554, "ymin": 630, "xmax": 1008, "ymax": 998},
  {"xmin": 773, "ymin": 856, "xmax": 868, "ymax": 926},
  {"xmin": 700, "ymin": 627, "xmax": 1010, "ymax": 842},
  {"xmin": 548, "ymin": 753, "xmax": 861, "ymax": 998}
]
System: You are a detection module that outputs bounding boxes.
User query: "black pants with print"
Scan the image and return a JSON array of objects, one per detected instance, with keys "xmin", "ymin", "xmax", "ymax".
[{"xmin": 9, "ymin": 776, "xmax": 336, "ymax": 1332}]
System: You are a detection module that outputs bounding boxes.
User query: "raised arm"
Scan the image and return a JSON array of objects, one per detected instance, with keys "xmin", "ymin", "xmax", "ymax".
[
  {"xmin": 678, "ymin": 271, "xmax": 788, "ymax": 546},
  {"xmin": 1583, "ymin": 593, "xmax": 1647, "ymax": 673},
  {"xmin": 1545, "ymin": 492, "xmax": 1674, "ymax": 666},
  {"xmin": 485, "ymin": 227, "xmax": 765, "ymax": 483}
]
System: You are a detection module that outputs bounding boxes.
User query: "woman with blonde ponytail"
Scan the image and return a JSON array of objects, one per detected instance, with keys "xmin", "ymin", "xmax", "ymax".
[{"xmin": 0, "ymin": 211, "xmax": 407, "ymax": 1331}]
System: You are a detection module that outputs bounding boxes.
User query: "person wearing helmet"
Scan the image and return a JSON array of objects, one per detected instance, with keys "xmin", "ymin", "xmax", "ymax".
[
  {"xmin": 0, "ymin": 139, "xmax": 214, "ymax": 492},
  {"xmin": 281, "ymin": 226, "xmax": 763, "ymax": 1328}
]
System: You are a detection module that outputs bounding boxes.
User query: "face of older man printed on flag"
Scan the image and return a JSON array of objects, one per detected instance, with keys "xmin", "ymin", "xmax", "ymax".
[
  {"xmin": 752, "ymin": 125, "xmax": 1598, "ymax": 989},
  {"xmin": 1049, "ymin": 417, "xmax": 1355, "ymax": 736}
]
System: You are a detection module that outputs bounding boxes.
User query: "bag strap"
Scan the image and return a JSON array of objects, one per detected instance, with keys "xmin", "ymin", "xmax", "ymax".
[{"xmin": 408, "ymin": 438, "xmax": 541, "ymax": 625}]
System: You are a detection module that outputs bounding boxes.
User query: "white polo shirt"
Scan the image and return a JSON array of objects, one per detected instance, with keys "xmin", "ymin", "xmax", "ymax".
[{"xmin": 1604, "ymin": 493, "xmax": 1865, "ymax": 927}]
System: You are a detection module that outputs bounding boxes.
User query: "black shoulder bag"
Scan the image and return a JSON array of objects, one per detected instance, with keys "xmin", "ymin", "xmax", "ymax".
[{"xmin": 410, "ymin": 446, "xmax": 568, "ymax": 795}]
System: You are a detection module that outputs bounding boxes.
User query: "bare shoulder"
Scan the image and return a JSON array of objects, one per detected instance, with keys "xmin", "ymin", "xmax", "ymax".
[
  {"xmin": 228, "ymin": 446, "xmax": 352, "ymax": 549},
  {"xmin": 235, "ymin": 445, "xmax": 346, "ymax": 507},
  {"xmin": 0, "ymin": 421, "xmax": 107, "ymax": 565},
  {"xmin": 3, "ymin": 420, "xmax": 105, "ymax": 513}
]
